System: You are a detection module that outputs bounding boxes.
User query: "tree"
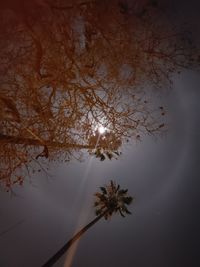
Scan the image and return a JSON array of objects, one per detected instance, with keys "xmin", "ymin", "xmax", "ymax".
[
  {"xmin": 42, "ymin": 180, "xmax": 133, "ymax": 267},
  {"xmin": 0, "ymin": 0, "xmax": 199, "ymax": 189}
]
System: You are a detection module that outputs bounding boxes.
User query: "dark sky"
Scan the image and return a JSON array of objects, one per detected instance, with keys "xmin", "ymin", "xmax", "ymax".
[{"xmin": 0, "ymin": 1, "xmax": 200, "ymax": 267}]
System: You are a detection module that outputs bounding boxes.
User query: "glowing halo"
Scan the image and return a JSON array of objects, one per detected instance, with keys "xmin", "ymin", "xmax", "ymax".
[{"xmin": 98, "ymin": 126, "xmax": 106, "ymax": 134}]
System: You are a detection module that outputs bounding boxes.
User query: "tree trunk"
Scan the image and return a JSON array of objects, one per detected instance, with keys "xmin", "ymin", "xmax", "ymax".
[
  {"xmin": 0, "ymin": 134, "xmax": 93, "ymax": 150},
  {"xmin": 42, "ymin": 210, "xmax": 108, "ymax": 267}
]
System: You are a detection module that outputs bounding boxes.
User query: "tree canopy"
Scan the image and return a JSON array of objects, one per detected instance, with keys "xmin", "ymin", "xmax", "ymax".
[
  {"xmin": 95, "ymin": 180, "xmax": 133, "ymax": 219},
  {"xmin": 0, "ymin": 0, "xmax": 199, "ymax": 189}
]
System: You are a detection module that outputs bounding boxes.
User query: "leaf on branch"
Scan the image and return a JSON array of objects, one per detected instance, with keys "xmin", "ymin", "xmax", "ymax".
[
  {"xmin": 159, "ymin": 123, "xmax": 165, "ymax": 128},
  {"xmin": 100, "ymin": 154, "xmax": 106, "ymax": 161},
  {"xmin": 35, "ymin": 145, "xmax": 49, "ymax": 159},
  {"xmin": 106, "ymin": 152, "xmax": 113, "ymax": 160}
]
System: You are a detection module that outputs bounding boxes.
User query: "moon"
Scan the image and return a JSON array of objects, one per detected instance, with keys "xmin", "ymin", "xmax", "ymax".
[{"xmin": 98, "ymin": 126, "xmax": 106, "ymax": 134}]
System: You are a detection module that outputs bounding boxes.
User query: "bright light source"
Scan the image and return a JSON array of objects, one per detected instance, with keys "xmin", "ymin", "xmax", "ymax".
[{"xmin": 98, "ymin": 126, "xmax": 106, "ymax": 134}]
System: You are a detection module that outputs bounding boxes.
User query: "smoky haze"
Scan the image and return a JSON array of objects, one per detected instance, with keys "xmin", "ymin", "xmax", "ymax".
[{"xmin": 0, "ymin": 1, "xmax": 200, "ymax": 267}]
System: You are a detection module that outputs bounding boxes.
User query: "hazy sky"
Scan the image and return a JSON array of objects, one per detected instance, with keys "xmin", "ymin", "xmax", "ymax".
[{"xmin": 0, "ymin": 1, "xmax": 200, "ymax": 267}]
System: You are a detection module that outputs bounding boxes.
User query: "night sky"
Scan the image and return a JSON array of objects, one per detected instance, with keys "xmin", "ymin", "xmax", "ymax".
[{"xmin": 0, "ymin": 1, "xmax": 200, "ymax": 267}]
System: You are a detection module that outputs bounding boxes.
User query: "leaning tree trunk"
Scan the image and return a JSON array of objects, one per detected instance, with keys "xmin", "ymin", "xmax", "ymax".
[{"xmin": 42, "ymin": 210, "xmax": 108, "ymax": 267}]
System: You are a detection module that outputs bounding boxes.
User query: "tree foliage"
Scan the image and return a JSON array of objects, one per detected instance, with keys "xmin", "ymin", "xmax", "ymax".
[
  {"xmin": 0, "ymin": 0, "xmax": 199, "ymax": 189},
  {"xmin": 94, "ymin": 180, "xmax": 133, "ymax": 219},
  {"xmin": 42, "ymin": 180, "xmax": 133, "ymax": 266}
]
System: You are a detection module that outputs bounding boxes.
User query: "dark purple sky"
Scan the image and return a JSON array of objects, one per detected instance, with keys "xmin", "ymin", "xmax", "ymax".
[{"xmin": 0, "ymin": 1, "xmax": 200, "ymax": 267}]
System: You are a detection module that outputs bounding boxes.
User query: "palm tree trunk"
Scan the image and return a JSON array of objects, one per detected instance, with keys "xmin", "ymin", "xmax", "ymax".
[{"xmin": 42, "ymin": 210, "xmax": 108, "ymax": 267}]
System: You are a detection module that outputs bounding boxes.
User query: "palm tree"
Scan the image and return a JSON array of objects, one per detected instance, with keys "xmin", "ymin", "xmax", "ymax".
[
  {"xmin": 94, "ymin": 180, "xmax": 133, "ymax": 219},
  {"xmin": 42, "ymin": 180, "xmax": 133, "ymax": 267}
]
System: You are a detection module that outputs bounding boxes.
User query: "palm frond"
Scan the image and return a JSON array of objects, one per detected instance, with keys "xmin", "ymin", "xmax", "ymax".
[
  {"xmin": 100, "ymin": 186, "xmax": 107, "ymax": 194},
  {"xmin": 94, "ymin": 180, "xmax": 133, "ymax": 220}
]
